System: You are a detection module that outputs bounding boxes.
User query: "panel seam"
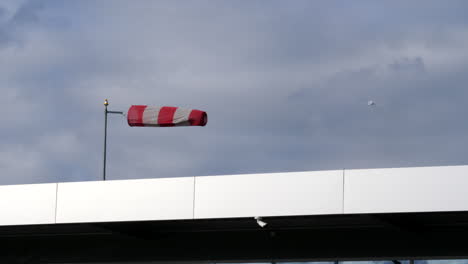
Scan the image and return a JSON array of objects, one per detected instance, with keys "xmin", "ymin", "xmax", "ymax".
[
  {"xmin": 54, "ymin": 183, "xmax": 59, "ymax": 224},
  {"xmin": 342, "ymin": 168, "xmax": 345, "ymax": 214},
  {"xmin": 192, "ymin": 177, "xmax": 197, "ymax": 219}
]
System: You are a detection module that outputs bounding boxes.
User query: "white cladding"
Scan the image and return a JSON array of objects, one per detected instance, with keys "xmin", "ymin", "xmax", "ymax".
[
  {"xmin": 55, "ymin": 177, "xmax": 194, "ymax": 223},
  {"xmin": 0, "ymin": 183, "xmax": 57, "ymax": 226},
  {"xmin": 344, "ymin": 165, "xmax": 468, "ymax": 214},
  {"xmin": 194, "ymin": 170, "xmax": 343, "ymax": 219},
  {"xmin": 1, "ymin": 165, "xmax": 468, "ymax": 226}
]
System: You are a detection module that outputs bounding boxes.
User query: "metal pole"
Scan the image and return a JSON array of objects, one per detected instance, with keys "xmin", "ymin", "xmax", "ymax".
[
  {"xmin": 102, "ymin": 99, "xmax": 124, "ymax": 181},
  {"xmin": 103, "ymin": 99, "xmax": 109, "ymax": 181}
]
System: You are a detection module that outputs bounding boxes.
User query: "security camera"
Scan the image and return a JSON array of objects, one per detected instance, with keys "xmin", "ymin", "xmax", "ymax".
[{"xmin": 254, "ymin": 216, "xmax": 267, "ymax": 228}]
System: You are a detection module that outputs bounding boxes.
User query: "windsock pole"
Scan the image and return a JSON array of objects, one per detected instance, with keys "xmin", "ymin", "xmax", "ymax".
[
  {"xmin": 103, "ymin": 99, "xmax": 108, "ymax": 181},
  {"xmin": 103, "ymin": 99, "xmax": 123, "ymax": 181}
]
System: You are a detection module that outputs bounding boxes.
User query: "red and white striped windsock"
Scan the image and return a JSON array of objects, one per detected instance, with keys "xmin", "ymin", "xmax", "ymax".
[{"xmin": 127, "ymin": 106, "xmax": 207, "ymax": 127}]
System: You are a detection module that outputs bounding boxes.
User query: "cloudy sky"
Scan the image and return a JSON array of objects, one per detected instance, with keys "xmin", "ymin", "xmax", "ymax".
[{"xmin": 1, "ymin": 0, "xmax": 468, "ymax": 185}]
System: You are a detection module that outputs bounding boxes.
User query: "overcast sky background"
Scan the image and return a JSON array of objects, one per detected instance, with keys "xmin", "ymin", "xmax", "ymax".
[{"xmin": 1, "ymin": 0, "xmax": 468, "ymax": 185}]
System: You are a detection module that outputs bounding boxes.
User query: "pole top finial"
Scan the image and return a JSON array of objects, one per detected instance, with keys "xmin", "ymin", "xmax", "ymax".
[{"xmin": 104, "ymin": 99, "xmax": 109, "ymax": 106}]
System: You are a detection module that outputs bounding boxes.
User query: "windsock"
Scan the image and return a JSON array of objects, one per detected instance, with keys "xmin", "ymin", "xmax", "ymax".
[{"xmin": 127, "ymin": 106, "xmax": 207, "ymax": 127}]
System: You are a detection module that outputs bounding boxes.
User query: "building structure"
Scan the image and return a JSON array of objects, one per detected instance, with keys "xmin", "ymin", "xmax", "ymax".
[{"xmin": 1, "ymin": 165, "xmax": 468, "ymax": 263}]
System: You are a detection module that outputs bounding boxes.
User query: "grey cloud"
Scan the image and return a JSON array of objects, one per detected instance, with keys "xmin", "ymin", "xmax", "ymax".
[
  {"xmin": 1, "ymin": 0, "xmax": 468, "ymax": 184},
  {"xmin": 388, "ymin": 57, "xmax": 425, "ymax": 73},
  {"xmin": 0, "ymin": 0, "xmax": 43, "ymax": 48},
  {"xmin": 8, "ymin": 0, "xmax": 42, "ymax": 27}
]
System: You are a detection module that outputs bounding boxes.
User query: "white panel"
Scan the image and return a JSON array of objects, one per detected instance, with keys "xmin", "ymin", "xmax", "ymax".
[
  {"xmin": 0, "ymin": 183, "xmax": 57, "ymax": 226},
  {"xmin": 194, "ymin": 170, "xmax": 343, "ymax": 219},
  {"xmin": 56, "ymin": 177, "xmax": 194, "ymax": 223},
  {"xmin": 344, "ymin": 165, "xmax": 468, "ymax": 214}
]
